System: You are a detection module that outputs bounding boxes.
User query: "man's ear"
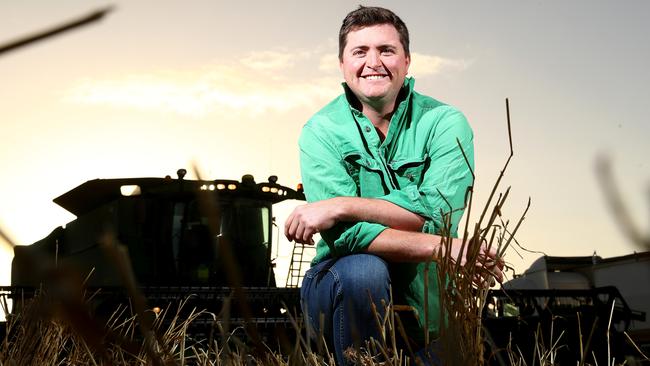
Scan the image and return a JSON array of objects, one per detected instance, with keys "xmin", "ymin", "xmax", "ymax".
[{"xmin": 405, "ymin": 55, "xmax": 411, "ymax": 74}]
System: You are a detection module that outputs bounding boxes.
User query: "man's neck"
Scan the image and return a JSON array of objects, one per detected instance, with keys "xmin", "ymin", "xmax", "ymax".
[
  {"xmin": 362, "ymin": 104, "xmax": 393, "ymax": 137},
  {"xmin": 345, "ymin": 82, "xmax": 409, "ymax": 136}
]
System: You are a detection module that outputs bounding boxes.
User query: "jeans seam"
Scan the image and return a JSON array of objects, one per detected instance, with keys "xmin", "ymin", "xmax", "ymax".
[{"xmin": 328, "ymin": 266, "xmax": 345, "ymax": 363}]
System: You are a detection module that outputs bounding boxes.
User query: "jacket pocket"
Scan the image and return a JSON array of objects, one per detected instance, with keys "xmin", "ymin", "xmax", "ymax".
[
  {"xmin": 388, "ymin": 154, "xmax": 429, "ymax": 188},
  {"xmin": 342, "ymin": 150, "xmax": 386, "ymax": 197}
]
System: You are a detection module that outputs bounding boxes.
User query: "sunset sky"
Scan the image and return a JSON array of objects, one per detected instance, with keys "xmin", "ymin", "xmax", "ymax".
[{"xmin": 1, "ymin": 0, "xmax": 649, "ymax": 287}]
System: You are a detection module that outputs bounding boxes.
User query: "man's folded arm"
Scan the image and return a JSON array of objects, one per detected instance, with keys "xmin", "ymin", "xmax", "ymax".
[
  {"xmin": 291, "ymin": 120, "xmax": 493, "ymax": 270},
  {"xmin": 293, "ymin": 111, "xmax": 474, "ymax": 257}
]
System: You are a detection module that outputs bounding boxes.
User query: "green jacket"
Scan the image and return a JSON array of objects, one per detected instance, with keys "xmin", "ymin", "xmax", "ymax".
[{"xmin": 298, "ymin": 77, "xmax": 474, "ymax": 339}]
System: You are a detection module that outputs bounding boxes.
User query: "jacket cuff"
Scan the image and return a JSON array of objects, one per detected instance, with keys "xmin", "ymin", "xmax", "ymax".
[{"xmin": 321, "ymin": 222, "xmax": 388, "ymax": 257}]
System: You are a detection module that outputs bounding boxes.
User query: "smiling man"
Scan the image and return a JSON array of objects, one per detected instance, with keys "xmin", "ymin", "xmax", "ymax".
[{"xmin": 285, "ymin": 6, "xmax": 503, "ymax": 365}]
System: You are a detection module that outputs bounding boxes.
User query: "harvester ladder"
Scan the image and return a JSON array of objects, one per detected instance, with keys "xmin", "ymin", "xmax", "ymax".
[{"xmin": 286, "ymin": 242, "xmax": 315, "ymax": 288}]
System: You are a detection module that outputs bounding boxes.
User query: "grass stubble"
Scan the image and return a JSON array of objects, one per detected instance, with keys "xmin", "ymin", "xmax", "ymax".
[{"xmin": 1, "ymin": 99, "xmax": 648, "ymax": 365}]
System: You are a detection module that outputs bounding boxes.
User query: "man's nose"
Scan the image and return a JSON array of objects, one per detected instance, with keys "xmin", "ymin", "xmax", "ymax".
[{"xmin": 366, "ymin": 50, "xmax": 382, "ymax": 68}]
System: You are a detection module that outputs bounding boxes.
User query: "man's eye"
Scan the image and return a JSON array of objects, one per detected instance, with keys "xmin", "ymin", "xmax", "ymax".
[
  {"xmin": 352, "ymin": 50, "xmax": 365, "ymax": 56},
  {"xmin": 381, "ymin": 49, "xmax": 395, "ymax": 55}
]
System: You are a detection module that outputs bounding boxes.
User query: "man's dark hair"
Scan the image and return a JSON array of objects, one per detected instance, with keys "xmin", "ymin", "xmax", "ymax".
[{"xmin": 338, "ymin": 6, "xmax": 410, "ymax": 61}]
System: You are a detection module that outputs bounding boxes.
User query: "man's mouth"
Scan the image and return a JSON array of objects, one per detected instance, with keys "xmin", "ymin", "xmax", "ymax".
[{"xmin": 362, "ymin": 75, "xmax": 388, "ymax": 80}]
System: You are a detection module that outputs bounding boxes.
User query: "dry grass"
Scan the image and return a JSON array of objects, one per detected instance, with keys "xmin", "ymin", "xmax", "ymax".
[
  {"xmin": 0, "ymin": 291, "xmax": 336, "ymax": 366},
  {"xmin": 2, "ymin": 289, "xmax": 647, "ymax": 365},
  {"xmin": 426, "ymin": 98, "xmax": 526, "ymax": 365}
]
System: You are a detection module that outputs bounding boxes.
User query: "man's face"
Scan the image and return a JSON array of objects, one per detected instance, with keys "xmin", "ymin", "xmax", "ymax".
[{"xmin": 340, "ymin": 23, "xmax": 410, "ymax": 110}]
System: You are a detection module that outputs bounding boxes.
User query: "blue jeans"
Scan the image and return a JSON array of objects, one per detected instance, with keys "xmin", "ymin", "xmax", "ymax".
[{"xmin": 300, "ymin": 254, "xmax": 390, "ymax": 365}]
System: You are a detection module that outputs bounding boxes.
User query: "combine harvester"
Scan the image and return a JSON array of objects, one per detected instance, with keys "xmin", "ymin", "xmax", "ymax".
[{"xmin": 2, "ymin": 169, "xmax": 307, "ymax": 343}]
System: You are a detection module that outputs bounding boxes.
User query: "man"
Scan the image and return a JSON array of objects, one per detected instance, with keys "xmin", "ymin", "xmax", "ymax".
[{"xmin": 285, "ymin": 6, "xmax": 503, "ymax": 364}]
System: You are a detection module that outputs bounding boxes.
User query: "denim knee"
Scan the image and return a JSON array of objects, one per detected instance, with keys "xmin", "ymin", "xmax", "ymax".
[{"xmin": 332, "ymin": 254, "xmax": 390, "ymax": 303}]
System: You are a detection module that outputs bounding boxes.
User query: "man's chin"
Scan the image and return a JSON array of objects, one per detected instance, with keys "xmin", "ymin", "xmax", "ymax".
[
  {"xmin": 356, "ymin": 91, "xmax": 389, "ymax": 103},
  {"xmin": 359, "ymin": 89, "xmax": 390, "ymax": 101}
]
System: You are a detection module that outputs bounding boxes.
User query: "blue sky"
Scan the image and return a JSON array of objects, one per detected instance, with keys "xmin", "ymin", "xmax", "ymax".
[{"xmin": 1, "ymin": 0, "xmax": 649, "ymax": 285}]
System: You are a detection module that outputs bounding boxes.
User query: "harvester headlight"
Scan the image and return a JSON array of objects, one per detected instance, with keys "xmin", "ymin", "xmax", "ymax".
[
  {"xmin": 270, "ymin": 187, "xmax": 278, "ymax": 193},
  {"xmin": 261, "ymin": 186, "xmax": 270, "ymax": 192},
  {"xmin": 208, "ymin": 184, "xmax": 215, "ymax": 191},
  {"xmin": 200, "ymin": 184, "xmax": 208, "ymax": 191},
  {"xmin": 120, "ymin": 185, "xmax": 141, "ymax": 196},
  {"xmin": 216, "ymin": 183, "xmax": 226, "ymax": 190},
  {"xmin": 227, "ymin": 184, "xmax": 237, "ymax": 190}
]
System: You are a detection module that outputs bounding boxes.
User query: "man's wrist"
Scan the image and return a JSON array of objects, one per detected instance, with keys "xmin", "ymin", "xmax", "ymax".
[
  {"xmin": 332, "ymin": 196, "xmax": 353, "ymax": 222},
  {"xmin": 430, "ymin": 235, "xmax": 454, "ymax": 262}
]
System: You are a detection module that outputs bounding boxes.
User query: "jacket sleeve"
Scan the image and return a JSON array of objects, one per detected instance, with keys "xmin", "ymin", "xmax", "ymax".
[
  {"xmin": 376, "ymin": 107, "xmax": 474, "ymax": 236},
  {"xmin": 299, "ymin": 123, "xmax": 387, "ymax": 258}
]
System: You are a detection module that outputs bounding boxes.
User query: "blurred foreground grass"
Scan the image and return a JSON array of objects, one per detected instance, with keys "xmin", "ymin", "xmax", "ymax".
[{"xmin": 1, "ymin": 290, "xmax": 647, "ymax": 365}]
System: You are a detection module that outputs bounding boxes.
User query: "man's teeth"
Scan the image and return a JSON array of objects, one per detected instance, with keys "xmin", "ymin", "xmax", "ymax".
[{"xmin": 364, "ymin": 75, "xmax": 385, "ymax": 80}]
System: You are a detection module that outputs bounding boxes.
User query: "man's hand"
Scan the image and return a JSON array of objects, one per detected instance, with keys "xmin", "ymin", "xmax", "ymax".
[
  {"xmin": 284, "ymin": 198, "xmax": 342, "ymax": 244},
  {"xmin": 443, "ymin": 238, "xmax": 505, "ymax": 286}
]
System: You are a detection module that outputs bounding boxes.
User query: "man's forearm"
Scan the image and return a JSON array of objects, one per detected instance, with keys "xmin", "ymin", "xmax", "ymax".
[
  {"xmin": 365, "ymin": 228, "xmax": 437, "ymax": 262},
  {"xmin": 333, "ymin": 196, "xmax": 425, "ymax": 232},
  {"xmin": 366, "ymin": 228, "xmax": 504, "ymax": 283},
  {"xmin": 285, "ymin": 196, "xmax": 425, "ymax": 244}
]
